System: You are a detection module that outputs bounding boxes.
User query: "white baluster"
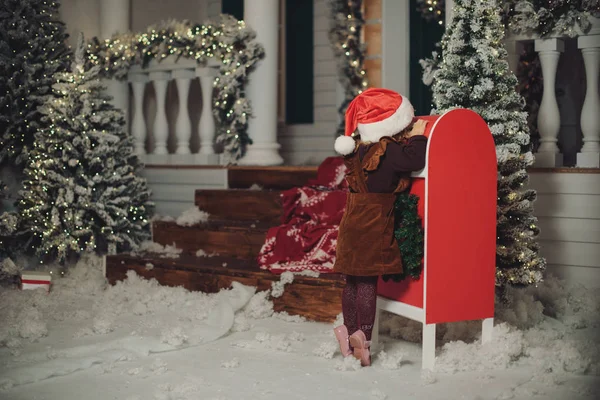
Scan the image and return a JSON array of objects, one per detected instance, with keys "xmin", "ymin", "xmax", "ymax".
[
  {"xmin": 195, "ymin": 66, "xmax": 220, "ymax": 165},
  {"xmin": 148, "ymin": 72, "xmax": 171, "ymax": 164},
  {"xmin": 171, "ymin": 69, "xmax": 195, "ymax": 164},
  {"xmin": 577, "ymin": 35, "xmax": 600, "ymax": 168},
  {"xmin": 534, "ymin": 38, "xmax": 564, "ymax": 168},
  {"xmin": 127, "ymin": 73, "xmax": 148, "ymax": 162}
]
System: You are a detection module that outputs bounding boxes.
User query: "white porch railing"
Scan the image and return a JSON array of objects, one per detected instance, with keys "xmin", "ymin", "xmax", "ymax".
[
  {"xmin": 127, "ymin": 56, "xmax": 221, "ymax": 165},
  {"xmin": 505, "ymin": 17, "xmax": 600, "ymax": 168}
]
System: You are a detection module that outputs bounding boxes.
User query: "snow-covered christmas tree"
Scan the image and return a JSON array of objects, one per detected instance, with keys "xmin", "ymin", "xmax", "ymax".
[
  {"xmin": 0, "ymin": 0, "xmax": 71, "ymax": 166},
  {"xmin": 18, "ymin": 36, "xmax": 154, "ymax": 264},
  {"xmin": 0, "ymin": 180, "xmax": 19, "ymax": 279},
  {"xmin": 431, "ymin": 0, "xmax": 545, "ymax": 286}
]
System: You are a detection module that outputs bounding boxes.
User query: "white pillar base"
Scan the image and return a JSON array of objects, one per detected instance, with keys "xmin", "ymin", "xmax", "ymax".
[
  {"xmin": 577, "ymin": 152, "xmax": 600, "ymax": 168},
  {"xmin": 422, "ymin": 323, "xmax": 436, "ymax": 370},
  {"xmin": 146, "ymin": 154, "xmax": 169, "ymax": 165},
  {"xmin": 371, "ymin": 306, "xmax": 381, "ymax": 353},
  {"xmin": 481, "ymin": 318, "xmax": 493, "ymax": 344},
  {"xmin": 194, "ymin": 153, "xmax": 221, "ymax": 165},
  {"xmin": 534, "ymin": 152, "xmax": 564, "ymax": 168},
  {"xmin": 238, "ymin": 143, "xmax": 284, "ymax": 166}
]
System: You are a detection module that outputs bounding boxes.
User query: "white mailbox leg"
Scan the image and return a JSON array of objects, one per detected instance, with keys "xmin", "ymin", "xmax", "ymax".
[
  {"xmin": 481, "ymin": 318, "xmax": 494, "ymax": 344},
  {"xmin": 371, "ymin": 305, "xmax": 382, "ymax": 352},
  {"xmin": 422, "ymin": 323, "xmax": 436, "ymax": 370}
]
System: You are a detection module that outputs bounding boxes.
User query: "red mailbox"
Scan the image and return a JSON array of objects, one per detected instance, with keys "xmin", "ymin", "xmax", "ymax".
[{"xmin": 373, "ymin": 108, "xmax": 498, "ymax": 370}]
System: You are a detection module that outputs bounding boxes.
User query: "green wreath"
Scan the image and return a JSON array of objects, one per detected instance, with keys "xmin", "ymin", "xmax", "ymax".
[{"xmin": 382, "ymin": 191, "xmax": 425, "ymax": 282}]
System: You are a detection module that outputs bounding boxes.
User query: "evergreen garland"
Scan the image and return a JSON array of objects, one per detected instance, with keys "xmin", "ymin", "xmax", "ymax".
[
  {"xmin": 416, "ymin": 0, "xmax": 446, "ymax": 25},
  {"xmin": 382, "ymin": 191, "xmax": 424, "ymax": 282},
  {"xmin": 328, "ymin": 0, "xmax": 369, "ymax": 136},
  {"xmin": 85, "ymin": 17, "xmax": 265, "ymax": 163},
  {"xmin": 416, "ymin": 0, "xmax": 599, "ymax": 37}
]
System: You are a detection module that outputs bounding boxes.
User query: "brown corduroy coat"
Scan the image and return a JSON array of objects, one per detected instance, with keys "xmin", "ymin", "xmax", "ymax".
[{"xmin": 333, "ymin": 122, "xmax": 428, "ymax": 277}]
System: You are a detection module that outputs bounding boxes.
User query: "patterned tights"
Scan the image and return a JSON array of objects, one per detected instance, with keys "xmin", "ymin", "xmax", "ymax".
[{"xmin": 342, "ymin": 275, "xmax": 378, "ymax": 341}]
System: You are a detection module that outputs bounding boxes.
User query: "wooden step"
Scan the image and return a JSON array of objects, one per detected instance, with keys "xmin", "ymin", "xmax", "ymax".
[
  {"xmin": 106, "ymin": 253, "xmax": 343, "ymax": 322},
  {"xmin": 152, "ymin": 220, "xmax": 270, "ymax": 259},
  {"xmin": 228, "ymin": 166, "xmax": 318, "ymax": 190},
  {"xmin": 195, "ymin": 189, "xmax": 282, "ymax": 223}
]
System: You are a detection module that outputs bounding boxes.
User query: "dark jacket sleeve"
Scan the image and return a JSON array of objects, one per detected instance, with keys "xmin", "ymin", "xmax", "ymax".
[{"xmin": 387, "ymin": 136, "xmax": 427, "ymax": 172}]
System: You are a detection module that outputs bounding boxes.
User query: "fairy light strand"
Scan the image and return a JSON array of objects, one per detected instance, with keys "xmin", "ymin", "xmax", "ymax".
[{"xmin": 328, "ymin": 0, "xmax": 369, "ymax": 136}]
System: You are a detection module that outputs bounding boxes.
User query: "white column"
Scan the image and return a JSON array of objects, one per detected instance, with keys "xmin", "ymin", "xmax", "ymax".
[
  {"xmin": 171, "ymin": 69, "xmax": 195, "ymax": 164},
  {"xmin": 238, "ymin": 0, "xmax": 283, "ymax": 166},
  {"xmin": 148, "ymin": 72, "xmax": 171, "ymax": 164},
  {"xmin": 100, "ymin": 0, "xmax": 131, "ymax": 116},
  {"xmin": 534, "ymin": 38, "xmax": 564, "ymax": 167},
  {"xmin": 445, "ymin": 0, "xmax": 454, "ymax": 26},
  {"xmin": 195, "ymin": 66, "xmax": 219, "ymax": 165},
  {"xmin": 127, "ymin": 73, "xmax": 148, "ymax": 161},
  {"xmin": 382, "ymin": 0, "xmax": 410, "ymax": 96},
  {"xmin": 577, "ymin": 35, "xmax": 600, "ymax": 168}
]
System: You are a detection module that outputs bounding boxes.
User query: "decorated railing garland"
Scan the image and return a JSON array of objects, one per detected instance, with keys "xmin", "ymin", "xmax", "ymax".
[
  {"xmin": 416, "ymin": 0, "xmax": 599, "ymax": 37},
  {"xmin": 85, "ymin": 16, "xmax": 265, "ymax": 162},
  {"xmin": 328, "ymin": 0, "xmax": 369, "ymax": 136}
]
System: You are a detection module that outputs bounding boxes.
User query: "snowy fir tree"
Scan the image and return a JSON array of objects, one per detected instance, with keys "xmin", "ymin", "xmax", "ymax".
[
  {"xmin": 431, "ymin": 0, "xmax": 545, "ymax": 287},
  {"xmin": 18, "ymin": 37, "xmax": 154, "ymax": 264},
  {"xmin": 0, "ymin": 180, "xmax": 19, "ymax": 276},
  {"xmin": 0, "ymin": 0, "xmax": 71, "ymax": 167}
]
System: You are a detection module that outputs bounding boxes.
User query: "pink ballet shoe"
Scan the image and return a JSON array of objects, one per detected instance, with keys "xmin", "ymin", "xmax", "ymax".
[
  {"xmin": 333, "ymin": 325, "xmax": 352, "ymax": 357},
  {"xmin": 349, "ymin": 330, "xmax": 371, "ymax": 367}
]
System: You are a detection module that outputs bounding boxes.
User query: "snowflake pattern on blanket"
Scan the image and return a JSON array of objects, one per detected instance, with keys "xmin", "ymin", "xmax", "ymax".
[{"xmin": 258, "ymin": 157, "xmax": 348, "ymax": 274}]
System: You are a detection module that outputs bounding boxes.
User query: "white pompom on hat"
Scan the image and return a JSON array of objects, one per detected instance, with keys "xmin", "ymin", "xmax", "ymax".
[{"xmin": 335, "ymin": 88, "xmax": 415, "ymax": 155}]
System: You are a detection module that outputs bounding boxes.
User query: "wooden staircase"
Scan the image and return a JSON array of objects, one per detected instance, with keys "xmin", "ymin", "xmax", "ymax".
[{"xmin": 105, "ymin": 166, "xmax": 344, "ymax": 322}]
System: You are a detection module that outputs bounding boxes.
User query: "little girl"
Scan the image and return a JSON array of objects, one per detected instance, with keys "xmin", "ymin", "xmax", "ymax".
[{"xmin": 332, "ymin": 88, "xmax": 427, "ymax": 367}]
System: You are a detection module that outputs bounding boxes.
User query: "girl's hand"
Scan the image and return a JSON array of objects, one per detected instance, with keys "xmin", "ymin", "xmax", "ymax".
[{"xmin": 405, "ymin": 120, "xmax": 428, "ymax": 138}]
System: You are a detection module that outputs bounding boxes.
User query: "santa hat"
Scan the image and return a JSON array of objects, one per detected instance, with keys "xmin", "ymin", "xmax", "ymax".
[{"xmin": 334, "ymin": 88, "xmax": 415, "ymax": 155}]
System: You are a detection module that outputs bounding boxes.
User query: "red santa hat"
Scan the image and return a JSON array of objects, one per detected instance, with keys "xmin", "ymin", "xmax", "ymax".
[{"xmin": 334, "ymin": 88, "xmax": 415, "ymax": 155}]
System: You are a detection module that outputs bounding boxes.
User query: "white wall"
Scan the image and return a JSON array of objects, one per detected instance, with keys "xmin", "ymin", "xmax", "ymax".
[
  {"xmin": 131, "ymin": 0, "xmax": 207, "ymax": 31},
  {"xmin": 143, "ymin": 168, "xmax": 227, "ymax": 217},
  {"xmin": 60, "ymin": 0, "xmax": 101, "ymax": 47},
  {"xmin": 529, "ymin": 172, "xmax": 600, "ymax": 289},
  {"xmin": 206, "ymin": 0, "xmax": 221, "ymax": 20},
  {"xmin": 60, "ymin": 0, "xmax": 207, "ymax": 46}
]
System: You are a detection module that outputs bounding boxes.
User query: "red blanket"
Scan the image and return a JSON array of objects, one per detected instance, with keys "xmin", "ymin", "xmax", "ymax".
[{"xmin": 258, "ymin": 157, "xmax": 348, "ymax": 274}]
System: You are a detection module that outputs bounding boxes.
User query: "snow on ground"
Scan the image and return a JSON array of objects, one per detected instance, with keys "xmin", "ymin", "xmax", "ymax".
[{"xmin": 0, "ymin": 256, "xmax": 598, "ymax": 400}]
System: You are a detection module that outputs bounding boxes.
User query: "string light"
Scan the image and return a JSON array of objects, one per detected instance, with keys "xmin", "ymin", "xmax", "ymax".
[
  {"xmin": 0, "ymin": 0, "xmax": 71, "ymax": 167},
  {"xmin": 328, "ymin": 0, "xmax": 369, "ymax": 136},
  {"xmin": 416, "ymin": 0, "xmax": 445, "ymax": 25},
  {"xmin": 15, "ymin": 45, "xmax": 154, "ymax": 264},
  {"xmin": 415, "ymin": 1, "xmax": 597, "ymax": 37}
]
